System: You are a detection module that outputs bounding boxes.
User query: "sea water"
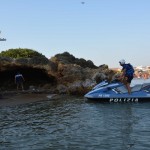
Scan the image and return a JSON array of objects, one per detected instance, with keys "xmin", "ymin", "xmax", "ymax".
[{"xmin": 0, "ymin": 79, "xmax": 150, "ymax": 150}]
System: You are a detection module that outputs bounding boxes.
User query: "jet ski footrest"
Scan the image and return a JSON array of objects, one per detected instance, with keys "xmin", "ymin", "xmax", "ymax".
[{"xmin": 112, "ymin": 88, "xmax": 122, "ymax": 94}]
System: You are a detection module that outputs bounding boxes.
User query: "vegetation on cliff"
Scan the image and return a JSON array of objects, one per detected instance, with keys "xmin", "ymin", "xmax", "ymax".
[
  {"xmin": 0, "ymin": 48, "xmax": 46, "ymax": 59},
  {"xmin": 0, "ymin": 48, "xmax": 50, "ymax": 65}
]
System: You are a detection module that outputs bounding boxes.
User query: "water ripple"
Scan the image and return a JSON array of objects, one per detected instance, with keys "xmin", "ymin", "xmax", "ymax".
[{"xmin": 0, "ymin": 97, "xmax": 150, "ymax": 149}]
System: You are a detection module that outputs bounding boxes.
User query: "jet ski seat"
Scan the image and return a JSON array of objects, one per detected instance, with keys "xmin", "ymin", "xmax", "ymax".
[
  {"xmin": 113, "ymin": 84, "xmax": 143, "ymax": 94},
  {"xmin": 131, "ymin": 84, "xmax": 142, "ymax": 92}
]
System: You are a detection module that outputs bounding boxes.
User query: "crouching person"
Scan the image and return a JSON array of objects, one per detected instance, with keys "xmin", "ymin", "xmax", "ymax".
[{"xmin": 15, "ymin": 72, "xmax": 25, "ymax": 91}]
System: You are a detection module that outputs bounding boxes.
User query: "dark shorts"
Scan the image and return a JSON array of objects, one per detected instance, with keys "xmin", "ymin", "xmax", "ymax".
[
  {"xmin": 16, "ymin": 77, "xmax": 23, "ymax": 84},
  {"xmin": 126, "ymin": 76, "xmax": 133, "ymax": 83}
]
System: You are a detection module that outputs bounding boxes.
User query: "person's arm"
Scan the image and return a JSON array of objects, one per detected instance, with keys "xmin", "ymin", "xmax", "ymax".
[
  {"xmin": 117, "ymin": 68, "xmax": 126, "ymax": 81},
  {"xmin": 121, "ymin": 68, "xmax": 126, "ymax": 77}
]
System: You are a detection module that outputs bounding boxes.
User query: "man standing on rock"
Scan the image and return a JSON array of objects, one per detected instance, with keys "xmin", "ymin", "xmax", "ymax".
[{"xmin": 15, "ymin": 72, "xmax": 25, "ymax": 91}]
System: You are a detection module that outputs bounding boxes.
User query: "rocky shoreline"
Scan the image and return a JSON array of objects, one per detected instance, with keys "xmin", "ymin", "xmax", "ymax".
[
  {"xmin": 0, "ymin": 89, "xmax": 62, "ymax": 107},
  {"xmin": 0, "ymin": 51, "xmax": 118, "ymax": 106},
  {"xmin": 0, "ymin": 52, "xmax": 117, "ymax": 92}
]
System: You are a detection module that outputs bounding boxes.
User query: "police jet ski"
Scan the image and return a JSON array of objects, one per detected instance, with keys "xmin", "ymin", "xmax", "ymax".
[{"xmin": 84, "ymin": 79, "xmax": 150, "ymax": 102}]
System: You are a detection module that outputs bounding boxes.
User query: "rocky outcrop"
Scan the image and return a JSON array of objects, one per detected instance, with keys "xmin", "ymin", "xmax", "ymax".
[{"xmin": 0, "ymin": 52, "xmax": 117, "ymax": 95}]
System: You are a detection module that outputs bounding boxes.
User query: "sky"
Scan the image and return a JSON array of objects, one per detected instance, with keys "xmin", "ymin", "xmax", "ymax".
[{"xmin": 0, "ymin": 0, "xmax": 150, "ymax": 68}]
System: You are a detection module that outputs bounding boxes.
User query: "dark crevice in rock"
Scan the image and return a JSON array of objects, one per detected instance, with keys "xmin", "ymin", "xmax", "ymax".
[{"xmin": 0, "ymin": 66, "xmax": 56, "ymax": 90}]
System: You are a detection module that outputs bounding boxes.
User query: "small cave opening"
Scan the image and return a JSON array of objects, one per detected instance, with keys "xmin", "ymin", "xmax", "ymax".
[{"xmin": 0, "ymin": 66, "xmax": 57, "ymax": 90}]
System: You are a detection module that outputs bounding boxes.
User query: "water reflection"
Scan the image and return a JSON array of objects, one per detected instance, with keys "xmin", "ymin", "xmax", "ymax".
[{"xmin": 0, "ymin": 97, "xmax": 150, "ymax": 149}]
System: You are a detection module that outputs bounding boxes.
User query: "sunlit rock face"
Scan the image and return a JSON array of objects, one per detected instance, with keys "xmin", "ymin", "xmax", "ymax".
[{"xmin": 0, "ymin": 52, "xmax": 116, "ymax": 95}]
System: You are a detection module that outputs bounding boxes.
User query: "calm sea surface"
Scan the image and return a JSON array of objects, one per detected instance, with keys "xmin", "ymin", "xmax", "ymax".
[{"xmin": 0, "ymin": 79, "xmax": 150, "ymax": 150}]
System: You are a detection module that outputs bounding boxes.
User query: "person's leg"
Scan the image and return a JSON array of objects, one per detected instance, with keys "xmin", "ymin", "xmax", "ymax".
[
  {"xmin": 121, "ymin": 76, "xmax": 130, "ymax": 94},
  {"xmin": 21, "ymin": 83, "xmax": 24, "ymax": 91},
  {"xmin": 126, "ymin": 76, "xmax": 133, "ymax": 94},
  {"xmin": 17, "ymin": 83, "xmax": 19, "ymax": 90},
  {"xmin": 126, "ymin": 83, "xmax": 131, "ymax": 94}
]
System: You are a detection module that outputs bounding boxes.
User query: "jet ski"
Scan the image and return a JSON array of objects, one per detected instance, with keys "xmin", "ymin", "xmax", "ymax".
[{"xmin": 84, "ymin": 79, "xmax": 150, "ymax": 102}]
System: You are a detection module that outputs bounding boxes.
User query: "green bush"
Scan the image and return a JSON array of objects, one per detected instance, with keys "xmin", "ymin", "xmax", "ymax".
[{"xmin": 0, "ymin": 48, "xmax": 46, "ymax": 59}]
